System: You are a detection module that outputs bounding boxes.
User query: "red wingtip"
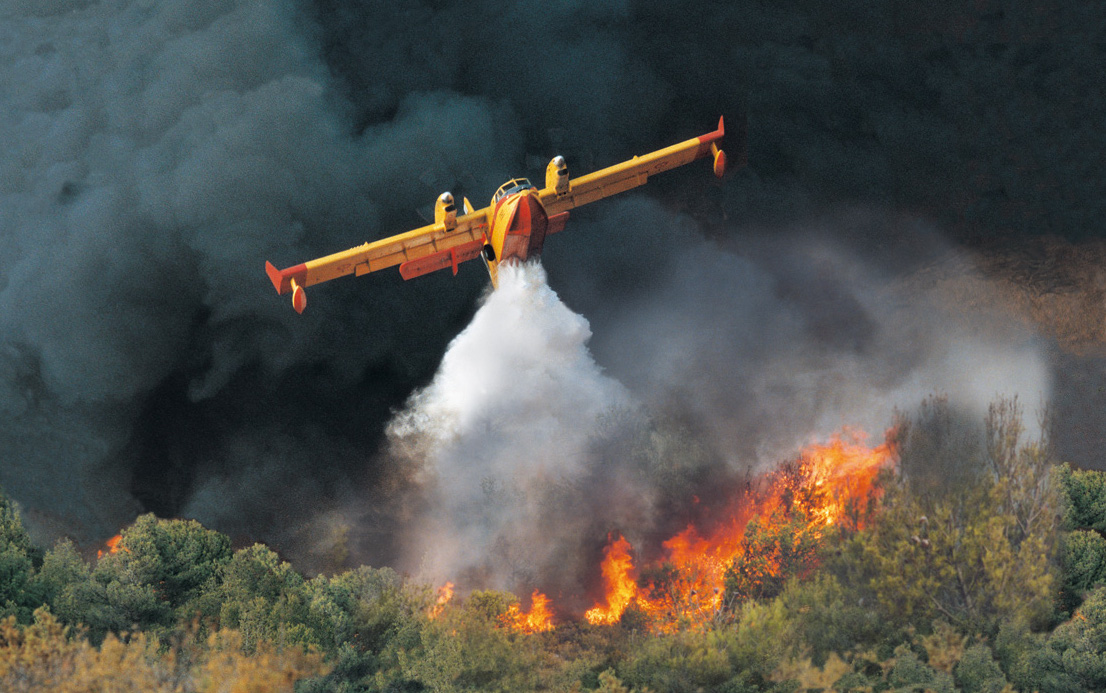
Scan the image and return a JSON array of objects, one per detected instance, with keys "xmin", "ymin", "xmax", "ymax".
[
  {"xmin": 265, "ymin": 261, "xmax": 283, "ymax": 294},
  {"xmin": 696, "ymin": 117, "xmax": 726, "ymax": 158},
  {"xmin": 264, "ymin": 261, "xmax": 308, "ymax": 296}
]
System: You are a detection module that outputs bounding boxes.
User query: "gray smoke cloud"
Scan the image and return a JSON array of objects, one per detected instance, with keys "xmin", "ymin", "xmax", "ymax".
[
  {"xmin": 2, "ymin": 0, "xmax": 349, "ymax": 537},
  {"xmin": 548, "ymin": 200, "xmax": 1053, "ymax": 465},
  {"xmin": 383, "ymin": 208, "xmax": 1050, "ymax": 605},
  {"xmin": 0, "ymin": 0, "xmax": 519, "ymax": 545},
  {"xmin": 0, "ymin": 0, "xmax": 1099, "ymax": 578}
]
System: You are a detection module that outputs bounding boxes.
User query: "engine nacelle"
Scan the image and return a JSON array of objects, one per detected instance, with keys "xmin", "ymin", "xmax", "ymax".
[
  {"xmin": 434, "ymin": 192, "xmax": 457, "ymax": 230},
  {"xmin": 545, "ymin": 156, "xmax": 569, "ymax": 195}
]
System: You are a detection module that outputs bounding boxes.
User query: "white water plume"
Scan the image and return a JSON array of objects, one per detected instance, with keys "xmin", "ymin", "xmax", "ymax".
[{"xmin": 388, "ymin": 262, "xmax": 634, "ymax": 588}]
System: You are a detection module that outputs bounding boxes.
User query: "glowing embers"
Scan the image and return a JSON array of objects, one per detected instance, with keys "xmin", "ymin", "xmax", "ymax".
[
  {"xmin": 795, "ymin": 430, "xmax": 895, "ymax": 529},
  {"xmin": 97, "ymin": 534, "xmax": 124, "ymax": 560},
  {"xmin": 584, "ymin": 430, "xmax": 896, "ymax": 630},
  {"xmin": 429, "ymin": 581, "xmax": 455, "ymax": 619},
  {"xmin": 503, "ymin": 590, "xmax": 555, "ymax": 633},
  {"xmin": 428, "ymin": 582, "xmax": 553, "ymax": 632}
]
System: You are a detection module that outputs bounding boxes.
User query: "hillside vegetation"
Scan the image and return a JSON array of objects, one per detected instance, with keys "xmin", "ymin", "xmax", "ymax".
[{"xmin": 3, "ymin": 398, "xmax": 1106, "ymax": 692}]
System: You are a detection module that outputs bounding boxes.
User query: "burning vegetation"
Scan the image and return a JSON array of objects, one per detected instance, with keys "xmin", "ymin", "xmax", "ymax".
[
  {"xmin": 583, "ymin": 430, "xmax": 896, "ymax": 630},
  {"xmin": 423, "ymin": 426, "xmax": 895, "ymax": 635},
  {"xmin": 585, "ymin": 534, "xmax": 638, "ymax": 626},
  {"xmin": 429, "ymin": 581, "xmax": 454, "ymax": 619},
  {"xmin": 3, "ymin": 398, "xmax": 1106, "ymax": 692},
  {"xmin": 96, "ymin": 534, "xmax": 124, "ymax": 560},
  {"xmin": 502, "ymin": 590, "xmax": 556, "ymax": 634}
]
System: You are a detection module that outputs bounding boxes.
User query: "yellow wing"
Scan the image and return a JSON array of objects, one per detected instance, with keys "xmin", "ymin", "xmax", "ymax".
[
  {"xmin": 538, "ymin": 117, "xmax": 730, "ymax": 217},
  {"xmin": 266, "ymin": 118, "xmax": 735, "ymax": 313},
  {"xmin": 265, "ymin": 196, "xmax": 490, "ymax": 313}
]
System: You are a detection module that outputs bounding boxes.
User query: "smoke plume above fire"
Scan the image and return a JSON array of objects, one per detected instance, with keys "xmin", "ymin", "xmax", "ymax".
[
  {"xmin": 382, "ymin": 244, "xmax": 1048, "ymax": 610},
  {"xmin": 1, "ymin": 0, "xmax": 1095, "ymax": 580}
]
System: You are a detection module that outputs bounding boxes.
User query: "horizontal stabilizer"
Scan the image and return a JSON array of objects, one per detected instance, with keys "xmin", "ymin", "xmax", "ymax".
[{"xmin": 399, "ymin": 239, "xmax": 486, "ymax": 280}]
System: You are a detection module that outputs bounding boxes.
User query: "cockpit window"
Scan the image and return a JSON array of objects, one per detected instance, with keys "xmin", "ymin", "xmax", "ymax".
[{"xmin": 493, "ymin": 178, "xmax": 534, "ymax": 203}]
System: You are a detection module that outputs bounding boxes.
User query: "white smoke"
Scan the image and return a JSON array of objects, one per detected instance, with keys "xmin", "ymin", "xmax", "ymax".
[
  {"xmin": 385, "ymin": 217, "xmax": 1054, "ymax": 594},
  {"xmin": 547, "ymin": 200, "xmax": 1054, "ymax": 468},
  {"xmin": 388, "ymin": 262, "xmax": 634, "ymax": 587}
]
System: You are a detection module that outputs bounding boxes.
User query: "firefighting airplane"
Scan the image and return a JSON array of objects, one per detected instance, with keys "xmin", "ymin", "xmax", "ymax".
[{"xmin": 266, "ymin": 118, "xmax": 732, "ymax": 313}]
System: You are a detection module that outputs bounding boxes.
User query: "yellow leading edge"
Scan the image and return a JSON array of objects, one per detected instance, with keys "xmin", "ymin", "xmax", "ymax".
[{"xmin": 266, "ymin": 117, "xmax": 739, "ymax": 313}]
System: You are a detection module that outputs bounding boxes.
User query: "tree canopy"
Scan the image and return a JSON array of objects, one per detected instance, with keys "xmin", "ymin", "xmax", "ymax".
[{"xmin": 1, "ymin": 397, "xmax": 1105, "ymax": 691}]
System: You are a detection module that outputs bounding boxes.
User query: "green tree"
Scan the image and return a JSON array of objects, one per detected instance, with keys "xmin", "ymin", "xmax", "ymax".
[
  {"xmin": 775, "ymin": 572, "xmax": 884, "ymax": 667},
  {"xmin": 887, "ymin": 644, "xmax": 955, "ymax": 692},
  {"xmin": 0, "ymin": 491, "xmax": 35, "ymax": 558},
  {"xmin": 50, "ymin": 515, "xmax": 232, "ymax": 642},
  {"xmin": 463, "ymin": 589, "xmax": 519, "ymax": 621},
  {"xmin": 830, "ymin": 397, "xmax": 1058, "ymax": 636},
  {"xmin": 35, "ymin": 538, "xmax": 92, "ymax": 626},
  {"xmin": 64, "ymin": 571, "xmax": 169, "ymax": 644},
  {"xmin": 229, "ymin": 565, "xmax": 432, "ymax": 693},
  {"xmin": 1040, "ymin": 586, "xmax": 1106, "ymax": 691},
  {"xmin": 302, "ymin": 565, "xmax": 409, "ymax": 656},
  {"xmin": 954, "ymin": 643, "xmax": 1010, "ymax": 693},
  {"xmin": 1059, "ymin": 530, "xmax": 1106, "ymax": 613},
  {"xmin": 1056, "ymin": 464, "xmax": 1106, "ymax": 533},
  {"xmin": 620, "ymin": 598, "xmax": 791, "ymax": 693},
  {"xmin": 724, "ymin": 508, "xmax": 820, "ymax": 605},
  {"xmin": 104, "ymin": 514, "xmax": 232, "ymax": 616},
  {"xmin": 595, "ymin": 668, "xmax": 635, "ymax": 693},
  {"xmin": 620, "ymin": 629, "xmax": 734, "ymax": 693},
  {"xmin": 0, "ymin": 489, "xmax": 41, "ymax": 622},
  {"xmin": 204, "ymin": 543, "xmax": 315, "ymax": 652},
  {"xmin": 1055, "ymin": 465, "xmax": 1106, "ymax": 614},
  {"xmin": 389, "ymin": 589, "xmax": 543, "ymax": 693}
]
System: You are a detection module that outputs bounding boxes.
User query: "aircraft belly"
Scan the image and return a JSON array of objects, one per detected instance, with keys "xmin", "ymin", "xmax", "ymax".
[
  {"xmin": 501, "ymin": 234, "xmax": 529, "ymax": 261},
  {"xmin": 527, "ymin": 211, "xmax": 548, "ymax": 257},
  {"xmin": 497, "ymin": 192, "xmax": 549, "ymax": 263}
]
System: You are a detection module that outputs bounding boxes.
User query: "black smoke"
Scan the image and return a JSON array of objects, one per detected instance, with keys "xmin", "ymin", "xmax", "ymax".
[{"xmin": 0, "ymin": 0, "xmax": 1102, "ymax": 576}]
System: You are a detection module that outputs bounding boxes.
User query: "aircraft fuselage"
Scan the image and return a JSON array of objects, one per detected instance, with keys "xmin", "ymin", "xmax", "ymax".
[
  {"xmin": 482, "ymin": 180, "xmax": 569, "ymax": 287},
  {"xmin": 265, "ymin": 117, "xmax": 733, "ymax": 312}
]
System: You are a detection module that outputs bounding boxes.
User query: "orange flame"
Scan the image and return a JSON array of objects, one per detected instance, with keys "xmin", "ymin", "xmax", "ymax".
[
  {"xmin": 429, "ymin": 581, "xmax": 454, "ymax": 619},
  {"xmin": 584, "ymin": 534, "xmax": 638, "ymax": 625},
  {"xmin": 97, "ymin": 534, "xmax": 124, "ymax": 560},
  {"xmin": 584, "ymin": 429, "xmax": 896, "ymax": 629},
  {"xmin": 503, "ymin": 590, "xmax": 555, "ymax": 633}
]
